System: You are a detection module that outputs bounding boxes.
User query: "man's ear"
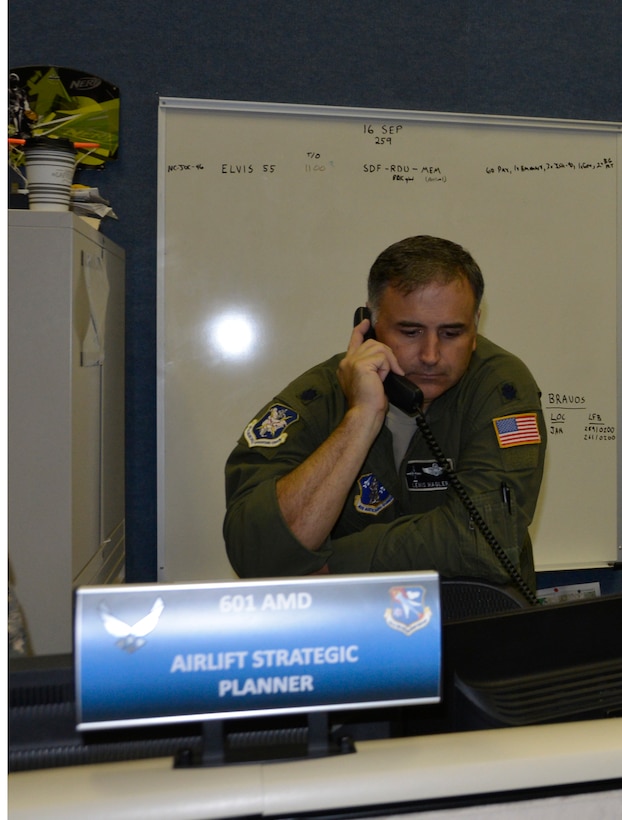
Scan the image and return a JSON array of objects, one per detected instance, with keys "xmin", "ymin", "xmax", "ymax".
[{"xmin": 472, "ymin": 309, "xmax": 481, "ymax": 350}]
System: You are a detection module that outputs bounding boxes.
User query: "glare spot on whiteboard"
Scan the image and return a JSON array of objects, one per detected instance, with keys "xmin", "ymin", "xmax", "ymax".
[{"xmin": 209, "ymin": 312, "xmax": 257, "ymax": 359}]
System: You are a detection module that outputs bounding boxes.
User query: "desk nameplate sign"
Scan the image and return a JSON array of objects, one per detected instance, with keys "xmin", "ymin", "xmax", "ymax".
[{"xmin": 75, "ymin": 572, "xmax": 441, "ymax": 730}]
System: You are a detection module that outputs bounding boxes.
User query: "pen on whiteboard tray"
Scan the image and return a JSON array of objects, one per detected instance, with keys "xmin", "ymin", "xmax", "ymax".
[{"xmin": 501, "ymin": 482, "xmax": 512, "ymax": 515}]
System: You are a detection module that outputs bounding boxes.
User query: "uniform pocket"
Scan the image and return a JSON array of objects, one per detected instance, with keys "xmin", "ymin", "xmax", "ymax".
[{"xmin": 468, "ymin": 487, "xmax": 521, "ymax": 581}]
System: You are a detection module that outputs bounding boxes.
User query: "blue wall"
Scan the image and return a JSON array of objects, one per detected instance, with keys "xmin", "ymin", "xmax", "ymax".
[{"xmin": 9, "ymin": 1, "xmax": 622, "ymax": 582}]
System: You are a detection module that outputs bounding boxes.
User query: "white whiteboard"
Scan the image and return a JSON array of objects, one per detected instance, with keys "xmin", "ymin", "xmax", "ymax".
[{"xmin": 157, "ymin": 98, "xmax": 622, "ymax": 582}]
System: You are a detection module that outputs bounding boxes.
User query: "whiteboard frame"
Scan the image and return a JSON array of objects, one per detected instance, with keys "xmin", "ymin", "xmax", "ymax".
[{"xmin": 157, "ymin": 97, "xmax": 622, "ymax": 578}]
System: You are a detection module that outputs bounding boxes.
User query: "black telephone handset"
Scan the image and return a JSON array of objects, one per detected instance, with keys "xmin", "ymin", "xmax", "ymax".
[{"xmin": 354, "ymin": 307, "xmax": 423, "ymax": 415}]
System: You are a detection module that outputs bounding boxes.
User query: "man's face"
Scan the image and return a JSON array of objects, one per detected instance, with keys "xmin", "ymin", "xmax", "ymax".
[{"xmin": 373, "ymin": 278, "xmax": 479, "ymax": 410}]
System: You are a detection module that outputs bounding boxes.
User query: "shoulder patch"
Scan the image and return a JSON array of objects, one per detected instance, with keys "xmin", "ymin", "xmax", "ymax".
[
  {"xmin": 493, "ymin": 413, "xmax": 541, "ymax": 448},
  {"xmin": 244, "ymin": 404, "xmax": 299, "ymax": 448},
  {"xmin": 354, "ymin": 473, "xmax": 394, "ymax": 515}
]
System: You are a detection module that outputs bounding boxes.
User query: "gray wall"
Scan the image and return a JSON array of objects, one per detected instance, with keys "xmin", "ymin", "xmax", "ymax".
[{"xmin": 9, "ymin": 0, "xmax": 622, "ymax": 581}]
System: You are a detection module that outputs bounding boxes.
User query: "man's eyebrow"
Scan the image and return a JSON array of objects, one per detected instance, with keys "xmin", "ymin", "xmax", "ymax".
[{"xmin": 396, "ymin": 320, "xmax": 468, "ymax": 329}]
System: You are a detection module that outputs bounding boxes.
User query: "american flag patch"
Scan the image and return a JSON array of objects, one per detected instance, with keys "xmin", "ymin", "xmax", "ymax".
[{"xmin": 493, "ymin": 413, "xmax": 541, "ymax": 448}]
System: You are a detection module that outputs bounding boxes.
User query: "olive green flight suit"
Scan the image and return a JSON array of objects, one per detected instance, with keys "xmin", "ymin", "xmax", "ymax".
[{"xmin": 224, "ymin": 336, "xmax": 546, "ymax": 589}]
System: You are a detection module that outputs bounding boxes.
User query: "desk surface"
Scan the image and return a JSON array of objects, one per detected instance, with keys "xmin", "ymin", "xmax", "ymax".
[{"xmin": 8, "ymin": 718, "xmax": 622, "ymax": 820}]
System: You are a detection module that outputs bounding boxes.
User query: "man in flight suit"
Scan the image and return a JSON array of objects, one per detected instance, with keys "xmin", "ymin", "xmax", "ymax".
[{"xmin": 224, "ymin": 235, "xmax": 546, "ymax": 591}]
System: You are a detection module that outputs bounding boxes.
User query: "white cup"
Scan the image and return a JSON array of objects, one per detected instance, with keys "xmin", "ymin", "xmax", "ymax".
[{"xmin": 24, "ymin": 137, "xmax": 76, "ymax": 211}]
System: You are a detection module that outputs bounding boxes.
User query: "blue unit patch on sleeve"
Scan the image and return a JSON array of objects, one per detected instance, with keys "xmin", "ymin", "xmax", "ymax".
[
  {"xmin": 354, "ymin": 473, "xmax": 394, "ymax": 515},
  {"xmin": 244, "ymin": 404, "xmax": 299, "ymax": 448}
]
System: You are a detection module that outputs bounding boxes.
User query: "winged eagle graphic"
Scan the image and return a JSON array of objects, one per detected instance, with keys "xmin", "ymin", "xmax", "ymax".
[{"xmin": 98, "ymin": 597, "xmax": 165, "ymax": 653}]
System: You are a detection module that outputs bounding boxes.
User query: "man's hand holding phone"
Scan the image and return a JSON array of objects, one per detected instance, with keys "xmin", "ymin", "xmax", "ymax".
[
  {"xmin": 337, "ymin": 313, "xmax": 404, "ymax": 423},
  {"xmin": 339, "ymin": 307, "xmax": 423, "ymax": 417}
]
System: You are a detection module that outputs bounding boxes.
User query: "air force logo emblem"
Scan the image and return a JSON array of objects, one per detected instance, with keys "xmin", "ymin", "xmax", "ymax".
[
  {"xmin": 244, "ymin": 404, "xmax": 299, "ymax": 448},
  {"xmin": 98, "ymin": 597, "xmax": 164, "ymax": 653},
  {"xmin": 384, "ymin": 585, "xmax": 432, "ymax": 636},
  {"xmin": 354, "ymin": 473, "xmax": 394, "ymax": 515}
]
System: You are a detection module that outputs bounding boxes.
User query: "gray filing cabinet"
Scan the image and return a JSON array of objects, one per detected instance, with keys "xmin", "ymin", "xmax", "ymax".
[{"xmin": 9, "ymin": 211, "xmax": 125, "ymax": 654}]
